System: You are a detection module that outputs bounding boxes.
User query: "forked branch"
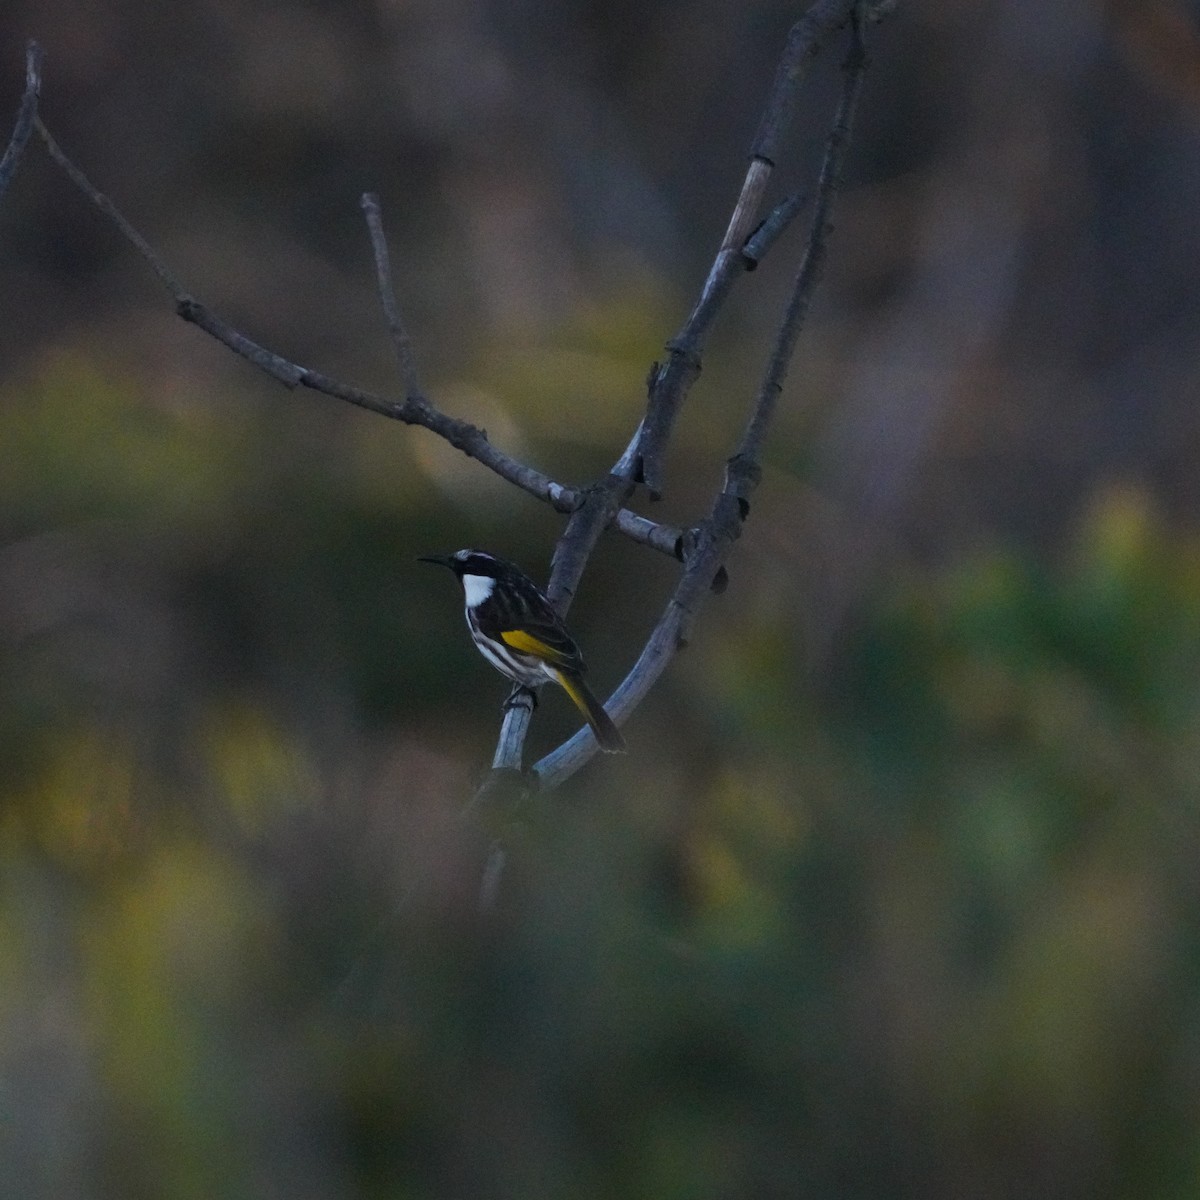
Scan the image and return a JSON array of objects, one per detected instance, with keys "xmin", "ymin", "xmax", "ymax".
[
  {"xmin": 534, "ymin": 9, "xmax": 872, "ymax": 789},
  {"xmin": 485, "ymin": 4, "xmax": 880, "ymax": 781},
  {"xmin": 635, "ymin": 0, "xmax": 866, "ymax": 497}
]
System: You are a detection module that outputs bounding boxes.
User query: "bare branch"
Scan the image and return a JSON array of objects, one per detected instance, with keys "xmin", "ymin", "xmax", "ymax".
[
  {"xmin": 36, "ymin": 118, "xmax": 195, "ymax": 307},
  {"xmin": 635, "ymin": 191, "xmax": 751, "ymax": 500},
  {"xmin": 547, "ymin": 477, "xmax": 635, "ymax": 608},
  {"xmin": 636, "ymin": 0, "xmax": 861, "ymax": 495},
  {"xmin": 0, "ymin": 41, "xmax": 42, "ymax": 203},
  {"xmin": 534, "ymin": 10, "xmax": 873, "ymax": 791},
  {"xmin": 32, "ymin": 116, "xmax": 685, "ymax": 558},
  {"xmin": 491, "ymin": 688, "xmax": 535, "ymax": 772},
  {"xmin": 534, "ymin": 519, "xmax": 730, "ymax": 790},
  {"xmin": 360, "ymin": 192, "xmax": 422, "ymax": 401},
  {"xmin": 174, "ymin": 297, "xmax": 308, "ymax": 387}
]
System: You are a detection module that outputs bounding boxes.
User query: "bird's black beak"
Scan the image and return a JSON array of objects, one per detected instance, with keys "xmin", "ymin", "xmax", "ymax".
[{"xmin": 418, "ymin": 554, "xmax": 455, "ymax": 570}]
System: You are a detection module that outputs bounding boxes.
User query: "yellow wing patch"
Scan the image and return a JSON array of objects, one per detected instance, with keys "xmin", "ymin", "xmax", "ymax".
[{"xmin": 500, "ymin": 628, "xmax": 567, "ymax": 663}]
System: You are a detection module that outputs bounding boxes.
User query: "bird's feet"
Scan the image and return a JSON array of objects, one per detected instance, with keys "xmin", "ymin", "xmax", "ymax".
[{"xmin": 503, "ymin": 684, "xmax": 538, "ymax": 713}]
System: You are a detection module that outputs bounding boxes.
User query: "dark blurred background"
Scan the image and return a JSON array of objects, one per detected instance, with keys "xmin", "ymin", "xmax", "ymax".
[{"xmin": 4, "ymin": 0, "xmax": 1200, "ymax": 1196}]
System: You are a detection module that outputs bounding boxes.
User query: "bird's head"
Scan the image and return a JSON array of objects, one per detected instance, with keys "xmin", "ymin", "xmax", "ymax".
[
  {"xmin": 418, "ymin": 549, "xmax": 516, "ymax": 607},
  {"xmin": 418, "ymin": 549, "xmax": 507, "ymax": 579}
]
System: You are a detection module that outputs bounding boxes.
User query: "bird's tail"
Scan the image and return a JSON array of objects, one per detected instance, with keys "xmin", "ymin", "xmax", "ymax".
[{"xmin": 552, "ymin": 669, "xmax": 626, "ymax": 753}]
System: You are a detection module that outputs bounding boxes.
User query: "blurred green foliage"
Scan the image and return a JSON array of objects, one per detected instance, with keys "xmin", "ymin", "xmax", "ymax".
[{"xmin": 3, "ymin": 352, "xmax": 1200, "ymax": 1198}]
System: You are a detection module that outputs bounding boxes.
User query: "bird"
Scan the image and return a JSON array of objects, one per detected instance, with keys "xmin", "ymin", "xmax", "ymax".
[{"xmin": 419, "ymin": 549, "xmax": 626, "ymax": 753}]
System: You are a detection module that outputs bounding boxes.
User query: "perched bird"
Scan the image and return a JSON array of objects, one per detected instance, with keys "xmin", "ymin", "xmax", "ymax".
[{"xmin": 419, "ymin": 549, "xmax": 626, "ymax": 753}]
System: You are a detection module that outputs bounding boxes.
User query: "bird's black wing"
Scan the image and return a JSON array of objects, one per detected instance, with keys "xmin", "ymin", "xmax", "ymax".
[{"xmin": 479, "ymin": 572, "xmax": 587, "ymax": 674}]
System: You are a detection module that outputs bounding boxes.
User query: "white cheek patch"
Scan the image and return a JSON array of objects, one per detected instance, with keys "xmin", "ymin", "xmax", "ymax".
[{"xmin": 461, "ymin": 574, "xmax": 495, "ymax": 608}]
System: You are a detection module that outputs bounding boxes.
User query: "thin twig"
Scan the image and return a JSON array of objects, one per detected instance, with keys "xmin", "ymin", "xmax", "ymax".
[
  {"xmin": 361, "ymin": 192, "xmax": 422, "ymax": 400},
  {"xmin": 38, "ymin": 117, "xmax": 306, "ymax": 386},
  {"xmin": 0, "ymin": 41, "xmax": 42, "ymax": 203},
  {"xmin": 36, "ymin": 118, "xmax": 192, "ymax": 302},
  {"xmin": 0, "ymin": 41, "xmax": 41, "ymax": 202},
  {"xmin": 635, "ymin": 188, "xmax": 753, "ymax": 500},
  {"xmin": 534, "ymin": 10, "xmax": 872, "ymax": 791},
  {"xmin": 359, "ymin": 193, "xmax": 687, "ymax": 569}
]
